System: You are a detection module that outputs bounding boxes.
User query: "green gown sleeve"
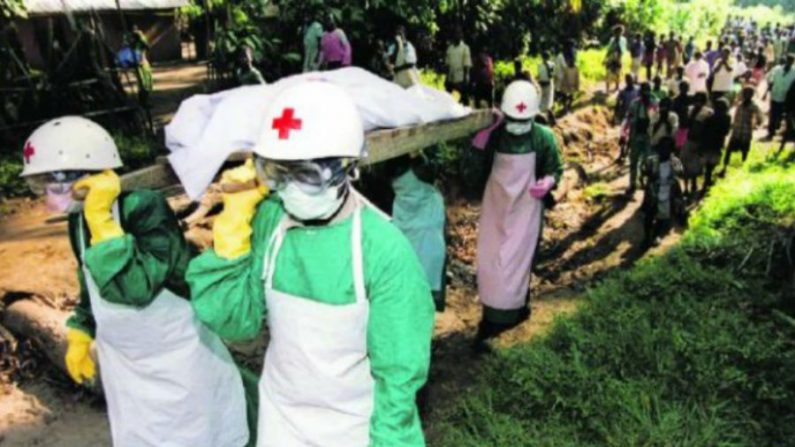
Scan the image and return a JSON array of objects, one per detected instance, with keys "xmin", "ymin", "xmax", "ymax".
[
  {"xmin": 365, "ymin": 213, "xmax": 435, "ymax": 446},
  {"xmin": 83, "ymin": 190, "xmax": 192, "ymax": 306},
  {"xmin": 65, "ymin": 268, "xmax": 97, "ymax": 337},
  {"xmin": 536, "ymin": 124, "xmax": 564, "ymax": 185},
  {"xmin": 186, "ymin": 198, "xmax": 281, "ymax": 342},
  {"xmin": 65, "ymin": 214, "xmax": 96, "ymax": 337}
]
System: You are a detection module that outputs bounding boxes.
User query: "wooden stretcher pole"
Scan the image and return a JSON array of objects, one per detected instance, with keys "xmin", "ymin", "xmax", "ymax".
[{"xmin": 45, "ymin": 110, "xmax": 495, "ymax": 224}]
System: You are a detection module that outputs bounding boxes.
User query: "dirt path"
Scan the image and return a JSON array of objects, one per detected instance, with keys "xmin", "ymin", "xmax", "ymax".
[
  {"xmin": 0, "ymin": 104, "xmax": 680, "ymax": 445},
  {"xmin": 149, "ymin": 62, "xmax": 208, "ymax": 129}
]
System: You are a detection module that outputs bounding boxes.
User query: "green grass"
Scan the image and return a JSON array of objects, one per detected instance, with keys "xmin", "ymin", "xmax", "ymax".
[
  {"xmin": 432, "ymin": 149, "xmax": 795, "ymax": 446},
  {"xmin": 583, "ymin": 182, "xmax": 611, "ymax": 203}
]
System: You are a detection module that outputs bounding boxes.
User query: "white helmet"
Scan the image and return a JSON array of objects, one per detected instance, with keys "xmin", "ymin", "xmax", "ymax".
[
  {"xmin": 500, "ymin": 80, "xmax": 540, "ymax": 120},
  {"xmin": 20, "ymin": 116, "xmax": 122, "ymax": 177},
  {"xmin": 253, "ymin": 82, "xmax": 364, "ymax": 161}
]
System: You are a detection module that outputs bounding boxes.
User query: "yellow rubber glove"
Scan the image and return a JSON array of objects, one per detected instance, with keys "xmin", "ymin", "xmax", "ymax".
[
  {"xmin": 65, "ymin": 328, "xmax": 96, "ymax": 385},
  {"xmin": 214, "ymin": 159, "xmax": 269, "ymax": 259},
  {"xmin": 73, "ymin": 170, "xmax": 124, "ymax": 245}
]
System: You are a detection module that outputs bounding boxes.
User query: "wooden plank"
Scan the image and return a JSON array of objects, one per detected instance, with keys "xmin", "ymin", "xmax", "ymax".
[
  {"xmin": 119, "ymin": 163, "xmax": 179, "ymax": 191},
  {"xmin": 228, "ymin": 109, "xmax": 494, "ymax": 164},
  {"xmin": 45, "ymin": 163, "xmax": 178, "ymax": 224},
  {"xmin": 45, "ymin": 110, "xmax": 494, "ymax": 224},
  {"xmin": 363, "ymin": 109, "xmax": 493, "ymax": 165}
]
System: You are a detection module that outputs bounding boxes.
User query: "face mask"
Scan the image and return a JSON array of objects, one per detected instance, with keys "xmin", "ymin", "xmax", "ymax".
[
  {"xmin": 279, "ymin": 181, "xmax": 346, "ymax": 221},
  {"xmin": 45, "ymin": 182, "xmax": 83, "ymax": 214},
  {"xmin": 505, "ymin": 120, "xmax": 534, "ymax": 135}
]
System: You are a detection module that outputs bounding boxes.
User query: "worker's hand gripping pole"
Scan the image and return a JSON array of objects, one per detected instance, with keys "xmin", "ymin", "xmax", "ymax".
[{"xmin": 213, "ymin": 159, "xmax": 269, "ymax": 259}]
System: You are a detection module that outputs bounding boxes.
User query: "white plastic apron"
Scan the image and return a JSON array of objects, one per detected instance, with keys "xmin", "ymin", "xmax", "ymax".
[
  {"xmin": 79, "ymin": 204, "xmax": 248, "ymax": 447},
  {"xmin": 477, "ymin": 152, "xmax": 543, "ymax": 311},
  {"xmin": 258, "ymin": 195, "xmax": 374, "ymax": 447}
]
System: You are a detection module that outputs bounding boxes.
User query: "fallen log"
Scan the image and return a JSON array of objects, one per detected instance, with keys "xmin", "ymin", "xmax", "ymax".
[{"xmin": 2, "ymin": 298, "xmax": 70, "ymax": 376}]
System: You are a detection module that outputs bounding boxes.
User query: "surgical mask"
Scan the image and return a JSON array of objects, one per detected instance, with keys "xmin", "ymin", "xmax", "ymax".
[
  {"xmin": 278, "ymin": 181, "xmax": 346, "ymax": 221},
  {"xmin": 45, "ymin": 182, "xmax": 83, "ymax": 214},
  {"xmin": 505, "ymin": 120, "xmax": 534, "ymax": 135}
]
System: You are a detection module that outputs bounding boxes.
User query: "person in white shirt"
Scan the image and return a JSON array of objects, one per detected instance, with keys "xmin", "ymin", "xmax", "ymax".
[
  {"xmin": 537, "ymin": 50, "xmax": 556, "ymax": 115},
  {"xmin": 445, "ymin": 27, "xmax": 473, "ymax": 104},
  {"xmin": 386, "ymin": 24, "xmax": 421, "ymax": 89},
  {"xmin": 711, "ymin": 48, "xmax": 737, "ymax": 103},
  {"xmin": 685, "ymin": 51, "xmax": 710, "ymax": 94}
]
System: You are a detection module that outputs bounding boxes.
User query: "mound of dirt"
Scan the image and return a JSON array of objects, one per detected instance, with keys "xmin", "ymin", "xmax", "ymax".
[{"xmin": 554, "ymin": 106, "xmax": 616, "ymax": 164}]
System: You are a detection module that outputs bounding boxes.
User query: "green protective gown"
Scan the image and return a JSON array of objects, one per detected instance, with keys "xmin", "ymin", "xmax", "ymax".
[
  {"xmin": 65, "ymin": 189, "xmax": 259, "ymax": 447},
  {"xmin": 487, "ymin": 122, "xmax": 564, "ymax": 177},
  {"xmin": 65, "ymin": 190, "xmax": 191, "ymax": 336},
  {"xmin": 391, "ymin": 169, "xmax": 447, "ymax": 311},
  {"xmin": 187, "ymin": 196, "xmax": 435, "ymax": 447}
]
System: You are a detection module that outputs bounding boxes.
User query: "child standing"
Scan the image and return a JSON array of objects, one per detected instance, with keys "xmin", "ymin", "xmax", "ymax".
[
  {"xmin": 721, "ymin": 85, "xmax": 763, "ymax": 176},
  {"xmin": 641, "ymin": 137, "xmax": 683, "ymax": 247}
]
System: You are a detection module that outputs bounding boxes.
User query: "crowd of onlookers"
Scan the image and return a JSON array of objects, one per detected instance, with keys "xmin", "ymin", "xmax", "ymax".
[
  {"xmin": 231, "ymin": 13, "xmax": 794, "ymax": 248},
  {"xmin": 606, "ymin": 17, "xmax": 795, "ymax": 246}
]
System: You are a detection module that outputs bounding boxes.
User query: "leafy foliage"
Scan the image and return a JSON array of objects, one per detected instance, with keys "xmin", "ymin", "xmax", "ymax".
[
  {"xmin": 606, "ymin": 0, "xmax": 734, "ymax": 40},
  {"xmin": 0, "ymin": 156, "xmax": 25, "ymax": 197},
  {"xmin": 432, "ymin": 156, "xmax": 795, "ymax": 446},
  {"xmin": 0, "ymin": 0, "xmax": 27, "ymax": 19}
]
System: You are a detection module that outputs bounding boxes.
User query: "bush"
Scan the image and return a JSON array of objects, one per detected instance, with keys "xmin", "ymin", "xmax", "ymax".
[
  {"xmin": 0, "ymin": 156, "xmax": 27, "ymax": 198},
  {"xmin": 112, "ymin": 133, "xmax": 161, "ymax": 172},
  {"xmin": 433, "ymin": 157, "xmax": 795, "ymax": 446}
]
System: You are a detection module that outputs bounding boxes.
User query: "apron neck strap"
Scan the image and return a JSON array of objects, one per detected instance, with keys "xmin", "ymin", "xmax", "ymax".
[
  {"xmin": 351, "ymin": 202, "xmax": 365, "ymax": 303},
  {"xmin": 264, "ymin": 195, "xmax": 367, "ymax": 304}
]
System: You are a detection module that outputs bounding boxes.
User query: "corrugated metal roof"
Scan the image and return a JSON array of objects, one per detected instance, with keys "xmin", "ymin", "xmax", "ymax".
[{"xmin": 23, "ymin": 0, "xmax": 188, "ymax": 14}]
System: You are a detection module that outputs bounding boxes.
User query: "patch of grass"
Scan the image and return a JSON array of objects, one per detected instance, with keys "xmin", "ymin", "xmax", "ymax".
[
  {"xmin": 432, "ymin": 155, "xmax": 795, "ymax": 446},
  {"xmin": 582, "ymin": 182, "xmax": 611, "ymax": 203}
]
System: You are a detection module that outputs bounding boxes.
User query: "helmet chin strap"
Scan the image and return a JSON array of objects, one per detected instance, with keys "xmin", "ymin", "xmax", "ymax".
[{"xmin": 288, "ymin": 183, "xmax": 351, "ymax": 227}]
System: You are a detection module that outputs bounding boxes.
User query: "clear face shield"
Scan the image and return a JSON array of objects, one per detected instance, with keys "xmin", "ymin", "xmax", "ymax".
[
  {"xmin": 254, "ymin": 157, "xmax": 358, "ymax": 221},
  {"xmin": 25, "ymin": 171, "xmax": 88, "ymax": 214}
]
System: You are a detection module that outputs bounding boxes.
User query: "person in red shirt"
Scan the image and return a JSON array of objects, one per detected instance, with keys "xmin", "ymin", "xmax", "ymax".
[{"xmin": 471, "ymin": 47, "xmax": 495, "ymax": 108}]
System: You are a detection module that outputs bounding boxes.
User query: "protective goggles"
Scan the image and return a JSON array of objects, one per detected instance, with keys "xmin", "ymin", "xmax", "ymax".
[
  {"xmin": 255, "ymin": 158, "xmax": 355, "ymax": 195},
  {"xmin": 26, "ymin": 171, "xmax": 87, "ymax": 195}
]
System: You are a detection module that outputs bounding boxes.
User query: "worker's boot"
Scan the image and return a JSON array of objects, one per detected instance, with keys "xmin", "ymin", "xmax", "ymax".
[{"xmin": 471, "ymin": 306, "xmax": 532, "ymax": 354}]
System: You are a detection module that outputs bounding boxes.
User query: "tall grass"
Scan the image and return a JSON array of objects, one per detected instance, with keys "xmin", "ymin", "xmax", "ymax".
[{"xmin": 432, "ymin": 152, "xmax": 795, "ymax": 446}]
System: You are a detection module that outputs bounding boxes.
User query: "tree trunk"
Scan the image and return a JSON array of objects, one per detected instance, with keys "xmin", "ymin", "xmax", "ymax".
[{"xmin": 2, "ymin": 298, "xmax": 70, "ymax": 376}]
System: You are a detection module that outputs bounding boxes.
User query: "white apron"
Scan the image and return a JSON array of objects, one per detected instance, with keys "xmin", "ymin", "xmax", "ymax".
[
  {"xmin": 476, "ymin": 152, "xmax": 543, "ymax": 311},
  {"xmin": 258, "ymin": 197, "xmax": 374, "ymax": 447},
  {"xmin": 79, "ymin": 205, "xmax": 248, "ymax": 447}
]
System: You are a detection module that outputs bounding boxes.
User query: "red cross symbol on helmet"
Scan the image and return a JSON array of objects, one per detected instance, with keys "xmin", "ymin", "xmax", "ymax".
[
  {"xmin": 272, "ymin": 108, "xmax": 303, "ymax": 140},
  {"xmin": 23, "ymin": 141, "xmax": 35, "ymax": 164},
  {"xmin": 516, "ymin": 102, "xmax": 528, "ymax": 113}
]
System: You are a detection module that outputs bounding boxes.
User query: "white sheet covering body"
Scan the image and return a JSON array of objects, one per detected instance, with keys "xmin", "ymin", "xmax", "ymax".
[{"xmin": 166, "ymin": 67, "xmax": 469, "ymax": 199}]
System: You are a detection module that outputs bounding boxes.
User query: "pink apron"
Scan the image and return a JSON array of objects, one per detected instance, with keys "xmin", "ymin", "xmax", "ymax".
[{"xmin": 477, "ymin": 152, "xmax": 543, "ymax": 311}]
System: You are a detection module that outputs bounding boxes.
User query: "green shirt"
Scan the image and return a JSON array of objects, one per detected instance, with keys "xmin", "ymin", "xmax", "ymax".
[
  {"xmin": 66, "ymin": 190, "xmax": 193, "ymax": 337},
  {"xmin": 487, "ymin": 122, "xmax": 565, "ymax": 184},
  {"xmin": 767, "ymin": 65, "xmax": 795, "ymax": 103},
  {"xmin": 236, "ymin": 66, "xmax": 266, "ymax": 86},
  {"xmin": 187, "ymin": 197, "xmax": 434, "ymax": 447}
]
